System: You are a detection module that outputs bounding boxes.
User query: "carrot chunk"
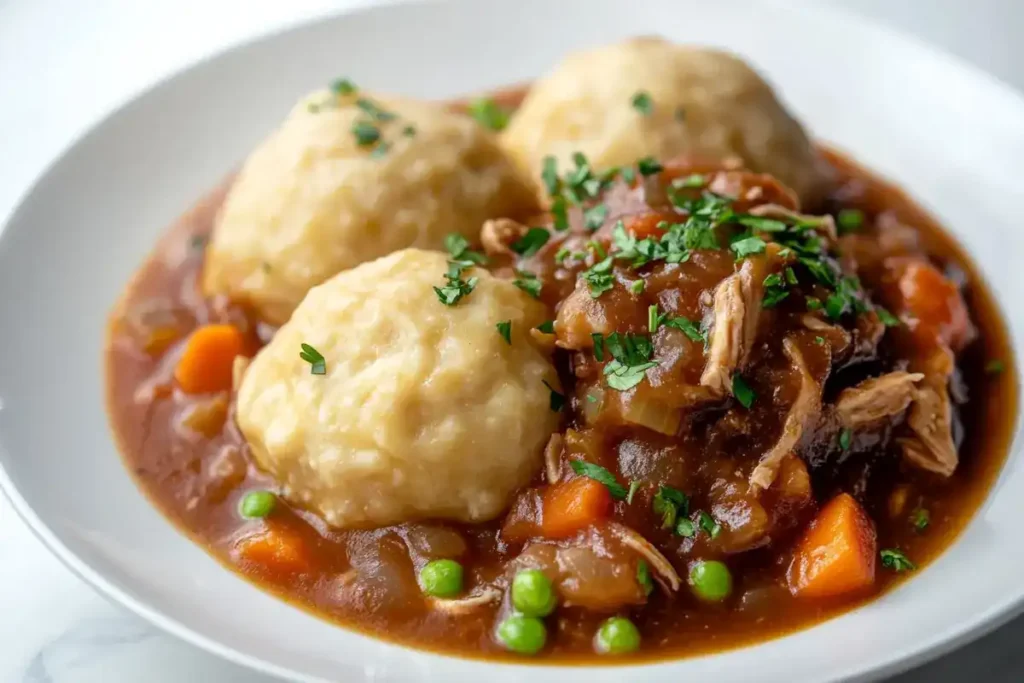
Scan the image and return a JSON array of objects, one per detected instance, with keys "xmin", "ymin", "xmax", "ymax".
[
  {"xmin": 236, "ymin": 525, "xmax": 309, "ymax": 574},
  {"xmin": 174, "ymin": 324, "xmax": 246, "ymax": 394},
  {"xmin": 624, "ymin": 213, "xmax": 673, "ymax": 240},
  {"xmin": 787, "ymin": 493, "xmax": 877, "ymax": 599},
  {"xmin": 895, "ymin": 260, "xmax": 973, "ymax": 353},
  {"xmin": 541, "ymin": 477, "xmax": 612, "ymax": 539}
]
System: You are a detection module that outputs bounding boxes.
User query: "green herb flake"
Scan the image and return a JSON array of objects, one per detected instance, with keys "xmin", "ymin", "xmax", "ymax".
[
  {"xmin": 663, "ymin": 316, "xmax": 705, "ymax": 343},
  {"xmin": 554, "ymin": 247, "xmax": 570, "ymax": 264},
  {"xmin": 443, "ymin": 233, "xmax": 488, "ymax": 265},
  {"xmin": 543, "ymin": 380, "xmax": 565, "ymax": 412},
  {"xmin": 592, "ymin": 333, "xmax": 606, "ymax": 361},
  {"xmin": 511, "ymin": 227, "xmax": 551, "ymax": 258},
  {"xmin": 603, "ymin": 332, "xmax": 658, "ymax": 391},
  {"xmin": 698, "ymin": 511, "xmax": 722, "ymax": 539},
  {"xmin": 631, "ymin": 91, "xmax": 654, "ymax": 116},
  {"xmin": 839, "ymin": 428, "xmax": 852, "ymax": 450},
  {"xmin": 637, "ymin": 156, "xmax": 663, "ymax": 177},
  {"xmin": 583, "ymin": 203, "xmax": 609, "ymax": 231},
  {"xmin": 735, "ymin": 215, "xmax": 788, "ymax": 233},
  {"xmin": 355, "ymin": 97, "xmax": 396, "ymax": 122},
  {"xmin": 536, "ymin": 320, "xmax": 555, "ymax": 334},
  {"xmin": 880, "ymin": 549, "xmax": 916, "ymax": 572},
  {"xmin": 467, "ymin": 97, "xmax": 510, "ymax": 131},
  {"xmin": 730, "ymin": 236, "xmax": 767, "ymax": 259},
  {"xmin": 189, "ymin": 235, "xmax": 207, "ymax": 251},
  {"xmin": 330, "ymin": 78, "xmax": 357, "ymax": 96},
  {"xmin": 351, "ymin": 120, "xmax": 381, "ymax": 147},
  {"xmin": 732, "ymin": 375, "xmax": 755, "ymax": 408},
  {"xmin": 837, "ymin": 208, "xmax": 865, "ymax": 234},
  {"xmin": 637, "ymin": 559, "xmax": 654, "ymax": 596},
  {"xmin": 672, "ymin": 174, "xmax": 705, "ymax": 189},
  {"xmin": 910, "ymin": 508, "xmax": 930, "ymax": 533},
  {"xmin": 631, "ymin": 280, "xmax": 645, "ymax": 295},
  {"xmin": 496, "ymin": 320, "xmax": 512, "ymax": 345},
  {"xmin": 513, "ymin": 270, "xmax": 542, "ymax": 299},
  {"xmin": 541, "ymin": 156, "xmax": 560, "ymax": 196},
  {"xmin": 299, "ymin": 343, "xmax": 327, "ymax": 375},
  {"xmin": 648, "ymin": 304, "xmax": 661, "ymax": 333},
  {"xmin": 814, "ymin": 336, "xmax": 826, "ymax": 346},
  {"xmin": 985, "ymin": 359, "xmax": 1005, "ymax": 375},
  {"xmin": 369, "ymin": 142, "xmax": 390, "ymax": 159},
  {"xmin": 402, "ymin": 124, "xmax": 417, "ymax": 137},
  {"xmin": 434, "ymin": 261, "xmax": 479, "ymax": 306},
  {"xmin": 551, "ymin": 196, "xmax": 569, "ymax": 231},
  {"xmin": 626, "ymin": 480, "xmax": 641, "ymax": 505},
  {"xmin": 569, "ymin": 459, "xmax": 628, "ymax": 499},
  {"xmin": 876, "ymin": 306, "xmax": 901, "ymax": 327},
  {"xmin": 652, "ymin": 485, "xmax": 689, "ymax": 530},
  {"xmin": 583, "ymin": 256, "xmax": 615, "ymax": 298}
]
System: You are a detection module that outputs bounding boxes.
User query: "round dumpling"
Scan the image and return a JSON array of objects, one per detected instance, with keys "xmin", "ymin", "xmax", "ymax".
[
  {"xmin": 236, "ymin": 248, "xmax": 559, "ymax": 529},
  {"xmin": 203, "ymin": 89, "xmax": 537, "ymax": 325},
  {"xmin": 502, "ymin": 37, "xmax": 822, "ymax": 203}
]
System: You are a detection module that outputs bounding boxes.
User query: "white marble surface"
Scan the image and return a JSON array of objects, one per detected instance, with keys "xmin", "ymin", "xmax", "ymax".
[{"xmin": 2, "ymin": 0, "xmax": 1024, "ymax": 681}]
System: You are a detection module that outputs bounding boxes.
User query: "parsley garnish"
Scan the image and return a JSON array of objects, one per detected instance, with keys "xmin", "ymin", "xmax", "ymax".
[
  {"xmin": 631, "ymin": 91, "xmax": 654, "ymax": 115},
  {"xmin": 583, "ymin": 256, "xmax": 615, "ymax": 298},
  {"xmin": 814, "ymin": 336, "xmax": 826, "ymax": 345},
  {"xmin": 536, "ymin": 320, "xmax": 555, "ymax": 334},
  {"xmin": 584, "ymin": 203, "xmax": 609, "ymax": 231},
  {"xmin": 444, "ymin": 233, "xmax": 488, "ymax": 265},
  {"xmin": 673, "ymin": 173, "xmax": 705, "ymax": 189},
  {"xmin": 839, "ymin": 428, "xmax": 852, "ymax": 450},
  {"xmin": 652, "ymin": 485, "xmax": 689, "ymax": 530},
  {"xmin": 554, "ymin": 247, "xmax": 570, "ymax": 263},
  {"xmin": 355, "ymin": 98, "xmax": 396, "ymax": 122},
  {"xmin": 730, "ymin": 236, "xmax": 767, "ymax": 259},
  {"xmin": 402, "ymin": 125, "xmax": 417, "ymax": 137},
  {"xmin": 369, "ymin": 142, "xmax": 390, "ymax": 159},
  {"xmin": 541, "ymin": 156, "xmax": 560, "ymax": 196},
  {"xmin": 467, "ymin": 97, "xmax": 510, "ymax": 131},
  {"xmin": 513, "ymin": 270, "xmax": 542, "ymax": 299},
  {"xmin": 592, "ymin": 333, "xmax": 606, "ymax": 361},
  {"xmin": 648, "ymin": 304, "xmax": 661, "ymax": 333},
  {"xmin": 543, "ymin": 380, "xmax": 565, "ymax": 412},
  {"xmin": 299, "ymin": 343, "xmax": 327, "ymax": 375},
  {"xmin": 824, "ymin": 276, "xmax": 865, "ymax": 321},
  {"xmin": 910, "ymin": 508, "xmax": 930, "ymax": 533},
  {"xmin": 663, "ymin": 316, "xmax": 705, "ymax": 343},
  {"xmin": 569, "ymin": 459, "xmax": 627, "ymax": 499},
  {"xmin": 637, "ymin": 559, "xmax": 654, "ymax": 596},
  {"xmin": 637, "ymin": 156, "xmax": 663, "ymax": 176},
  {"xmin": 496, "ymin": 320, "xmax": 512, "ymax": 345},
  {"xmin": 631, "ymin": 280, "xmax": 645, "ymax": 295},
  {"xmin": 698, "ymin": 511, "xmax": 722, "ymax": 539},
  {"xmin": 434, "ymin": 260, "xmax": 479, "ymax": 306},
  {"xmin": 551, "ymin": 196, "xmax": 569, "ymax": 231},
  {"xmin": 735, "ymin": 215, "xmax": 788, "ymax": 233},
  {"xmin": 330, "ymin": 78, "xmax": 357, "ymax": 96},
  {"xmin": 880, "ymin": 549, "xmax": 916, "ymax": 572},
  {"xmin": 837, "ymin": 208, "xmax": 865, "ymax": 234},
  {"xmin": 762, "ymin": 272, "xmax": 790, "ymax": 309},
  {"xmin": 732, "ymin": 375, "xmax": 755, "ymax": 408},
  {"xmin": 603, "ymin": 332, "xmax": 658, "ymax": 391},
  {"xmin": 351, "ymin": 120, "xmax": 380, "ymax": 147},
  {"xmin": 876, "ymin": 306, "xmax": 901, "ymax": 327},
  {"xmin": 626, "ymin": 480, "xmax": 641, "ymax": 505},
  {"xmin": 511, "ymin": 228, "xmax": 550, "ymax": 258}
]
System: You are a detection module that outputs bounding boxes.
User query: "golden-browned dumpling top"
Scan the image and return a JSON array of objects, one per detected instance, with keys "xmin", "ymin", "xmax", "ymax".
[
  {"xmin": 203, "ymin": 89, "xmax": 537, "ymax": 325},
  {"xmin": 502, "ymin": 37, "xmax": 822, "ymax": 203},
  {"xmin": 236, "ymin": 248, "xmax": 560, "ymax": 529}
]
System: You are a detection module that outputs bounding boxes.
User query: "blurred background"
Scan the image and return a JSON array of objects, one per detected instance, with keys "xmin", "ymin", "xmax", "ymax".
[{"xmin": 1, "ymin": 0, "xmax": 1022, "ymax": 680}]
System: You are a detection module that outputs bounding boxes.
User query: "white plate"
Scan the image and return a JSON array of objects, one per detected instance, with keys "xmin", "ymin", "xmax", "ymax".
[{"xmin": 1, "ymin": 0, "xmax": 1023, "ymax": 681}]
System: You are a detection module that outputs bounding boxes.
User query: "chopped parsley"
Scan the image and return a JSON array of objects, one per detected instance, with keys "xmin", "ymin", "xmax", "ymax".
[
  {"xmin": 637, "ymin": 559, "xmax": 654, "ymax": 596},
  {"xmin": 511, "ymin": 227, "xmax": 551, "ymax": 258},
  {"xmin": 554, "ymin": 247, "xmax": 570, "ymax": 264},
  {"xmin": 584, "ymin": 203, "xmax": 609, "ymax": 231},
  {"xmin": 648, "ymin": 304, "xmax": 662, "ymax": 333},
  {"xmin": 762, "ymin": 272, "xmax": 790, "ymax": 309},
  {"xmin": 839, "ymin": 428, "xmax": 852, "ymax": 450},
  {"xmin": 601, "ymin": 332, "xmax": 658, "ymax": 391},
  {"xmin": 543, "ymin": 380, "xmax": 565, "ymax": 412},
  {"xmin": 663, "ymin": 315, "xmax": 705, "ymax": 343},
  {"xmin": 299, "ymin": 343, "xmax": 327, "ymax": 375},
  {"xmin": 910, "ymin": 508, "xmax": 930, "ymax": 533},
  {"xmin": 330, "ymin": 78, "xmax": 357, "ymax": 96},
  {"xmin": 551, "ymin": 196, "xmax": 569, "ymax": 231},
  {"xmin": 672, "ymin": 173, "xmax": 705, "ymax": 189},
  {"xmin": 569, "ymin": 459, "xmax": 627, "ymax": 499},
  {"xmin": 631, "ymin": 91, "xmax": 654, "ymax": 116},
  {"xmin": 732, "ymin": 375, "xmax": 756, "ymax": 408},
  {"xmin": 824, "ymin": 276, "xmax": 866, "ymax": 321},
  {"xmin": 369, "ymin": 142, "xmax": 390, "ymax": 159},
  {"xmin": 355, "ymin": 98, "xmax": 396, "ymax": 122},
  {"xmin": 735, "ymin": 215, "xmax": 788, "ymax": 233},
  {"xmin": 496, "ymin": 320, "xmax": 512, "ymax": 345},
  {"xmin": 837, "ymin": 208, "xmax": 865, "ymax": 234},
  {"xmin": 583, "ymin": 256, "xmax": 615, "ymax": 298},
  {"xmin": 730, "ymin": 236, "xmax": 767, "ymax": 259},
  {"xmin": 698, "ymin": 511, "xmax": 722, "ymax": 539},
  {"xmin": 880, "ymin": 549, "xmax": 916, "ymax": 572},
  {"xmin": 985, "ymin": 359, "xmax": 1005, "ymax": 375},
  {"xmin": 189, "ymin": 235, "xmax": 207, "ymax": 251},
  {"xmin": 351, "ymin": 120, "xmax": 381, "ymax": 147},
  {"xmin": 402, "ymin": 124, "xmax": 417, "ymax": 137},
  {"xmin": 626, "ymin": 480, "xmax": 641, "ymax": 505},
  {"xmin": 630, "ymin": 280, "xmax": 645, "ymax": 295},
  {"xmin": 444, "ymin": 233, "xmax": 488, "ymax": 265},
  {"xmin": 652, "ymin": 485, "xmax": 689, "ymax": 530},
  {"xmin": 467, "ymin": 97, "xmax": 510, "ymax": 131},
  {"xmin": 434, "ymin": 260, "xmax": 479, "ymax": 306},
  {"xmin": 876, "ymin": 306, "xmax": 901, "ymax": 327},
  {"xmin": 541, "ymin": 156, "xmax": 560, "ymax": 196},
  {"xmin": 637, "ymin": 156, "xmax": 663, "ymax": 176},
  {"xmin": 513, "ymin": 270, "xmax": 542, "ymax": 299},
  {"xmin": 535, "ymin": 320, "xmax": 555, "ymax": 334},
  {"xmin": 591, "ymin": 333, "xmax": 606, "ymax": 361},
  {"xmin": 814, "ymin": 336, "xmax": 826, "ymax": 346}
]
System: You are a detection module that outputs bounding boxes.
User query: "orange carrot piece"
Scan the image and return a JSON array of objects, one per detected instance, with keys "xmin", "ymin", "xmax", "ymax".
[
  {"xmin": 624, "ymin": 212, "xmax": 673, "ymax": 240},
  {"xmin": 896, "ymin": 260, "xmax": 973, "ymax": 353},
  {"xmin": 787, "ymin": 493, "xmax": 877, "ymax": 599},
  {"xmin": 174, "ymin": 324, "xmax": 246, "ymax": 394},
  {"xmin": 541, "ymin": 477, "xmax": 612, "ymax": 539},
  {"xmin": 236, "ymin": 526, "xmax": 309, "ymax": 574}
]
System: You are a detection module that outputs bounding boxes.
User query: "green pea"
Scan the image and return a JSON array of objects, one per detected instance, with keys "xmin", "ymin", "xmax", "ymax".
[
  {"xmin": 594, "ymin": 616, "xmax": 641, "ymax": 654},
  {"xmin": 511, "ymin": 569, "xmax": 557, "ymax": 617},
  {"xmin": 496, "ymin": 614, "xmax": 547, "ymax": 655},
  {"xmin": 239, "ymin": 490, "xmax": 276, "ymax": 519},
  {"xmin": 688, "ymin": 560, "xmax": 733, "ymax": 602},
  {"xmin": 418, "ymin": 559, "xmax": 464, "ymax": 598}
]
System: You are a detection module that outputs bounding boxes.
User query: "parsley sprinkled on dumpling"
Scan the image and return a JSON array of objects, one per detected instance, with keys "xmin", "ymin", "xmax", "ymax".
[
  {"xmin": 202, "ymin": 88, "xmax": 537, "ymax": 325},
  {"xmin": 236, "ymin": 248, "xmax": 559, "ymax": 529},
  {"xmin": 502, "ymin": 37, "xmax": 823, "ymax": 205}
]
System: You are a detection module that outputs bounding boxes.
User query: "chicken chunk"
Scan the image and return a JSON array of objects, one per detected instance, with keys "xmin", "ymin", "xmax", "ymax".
[{"xmin": 834, "ymin": 372, "xmax": 924, "ymax": 428}]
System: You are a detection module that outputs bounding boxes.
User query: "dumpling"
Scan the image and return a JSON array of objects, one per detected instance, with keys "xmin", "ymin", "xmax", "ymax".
[
  {"xmin": 203, "ymin": 89, "xmax": 537, "ymax": 325},
  {"xmin": 236, "ymin": 248, "xmax": 559, "ymax": 529},
  {"xmin": 502, "ymin": 37, "xmax": 823, "ymax": 204}
]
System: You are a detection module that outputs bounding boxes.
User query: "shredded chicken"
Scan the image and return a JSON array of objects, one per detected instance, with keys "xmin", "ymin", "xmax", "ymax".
[
  {"xmin": 429, "ymin": 586, "xmax": 502, "ymax": 614},
  {"xmin": 834, "ymin": 372, "xmax": 924, "ymax": 428},
  {"xmin": 748, "ymin": 203, "xmax": 838, "ymax": 243},
  {"xmin": 701, "ymin": 260, "xmax": 762, "ymax": 394},
  {"xmin": 607, "ymin": 522, "xmax": 681, "ymax": 592},
  {"xmin": 544, "ymin": 433, "xmax": 563, "ymax": 484},
  {"xmin": 750, "ymin": 338, "xmax": 822, "ymax": 490},
  {"xmin": 480, "ymin": 218, "xmax": 529, "ymax": 257},
  {"xmin": 902, "ymin": 377, "xmax": 958, "ymax": 476}
]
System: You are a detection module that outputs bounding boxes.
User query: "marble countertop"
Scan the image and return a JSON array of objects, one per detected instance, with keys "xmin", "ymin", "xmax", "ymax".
[{"xmin": 2, "ymin": 0, "xmax": 1024, "ymax": 680}]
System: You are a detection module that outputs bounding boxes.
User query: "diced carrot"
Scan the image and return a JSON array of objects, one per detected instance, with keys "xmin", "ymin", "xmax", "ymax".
[
  {"xmin": 236, "ymin": 525, "xmax": 309, "ymax": 574},
  {"xmin": 173, "ymin": 324, "xmax": 247, "ymax": 394},
  {"xmin": 787, "ymin": 493, "xmax": 877, "ymax": 599},
  {"xmin": 541, "ymin": 477, "xmax": 612, "ymax": 539},
  {"xmin": 895, "ymin": 260, "xmax": 973, "ymax": 353},
  {"xmin": 624, "ymin": 212, "xmax": 673, "ymax": 239}
]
